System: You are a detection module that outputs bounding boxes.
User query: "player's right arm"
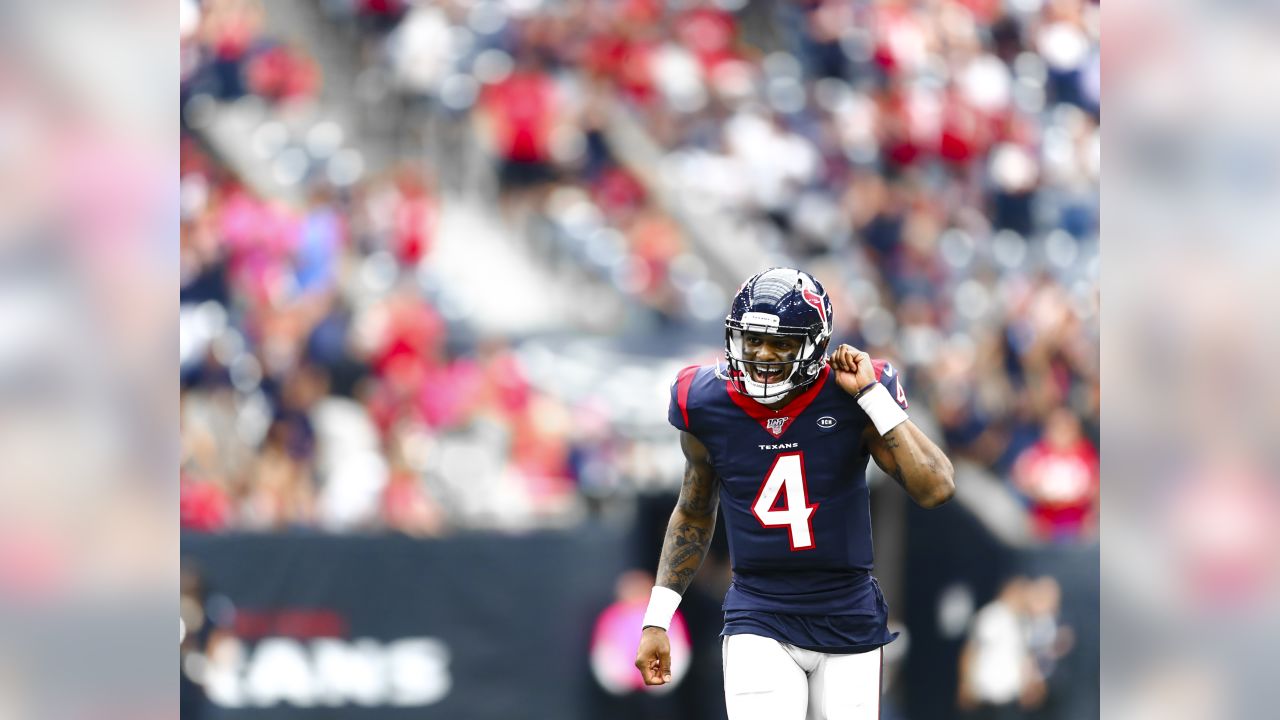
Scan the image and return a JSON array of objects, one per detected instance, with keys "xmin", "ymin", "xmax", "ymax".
[
  {"xmin": 634, "ymin": 430, "xmax": 720, "ymax": 686},
  {"xmin": 656, "ymin": 431, "xmax": 721, "ymax": 593}
]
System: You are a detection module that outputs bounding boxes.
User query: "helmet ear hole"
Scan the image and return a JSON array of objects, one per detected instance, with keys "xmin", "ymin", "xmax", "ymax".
[{"xmin": 815, "ymin": 335, "xmax": 830, "ymax": 358}]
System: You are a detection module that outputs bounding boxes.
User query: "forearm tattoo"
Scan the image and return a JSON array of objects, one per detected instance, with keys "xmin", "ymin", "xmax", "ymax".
[
  {"xmin": 657, "ymin": 459, "xmax": 718, "ymax": 594},
  {"xmin": 658, "ymin": 522, "xmax": 712, "ymax": 591},
  {"xmin": 676, "ymin": 463, "xmax": 716, "ymax": 515},
  {"xmin": 883, "ymin": 430, "xmax": 901, "ymax": 451},
  {"xmin": 879, "ymin": 426, "xmax": 953, "ymax": 502},
  {"xmin": 881, "ymin": 429, "xmax": 907, "ymax": 487}
]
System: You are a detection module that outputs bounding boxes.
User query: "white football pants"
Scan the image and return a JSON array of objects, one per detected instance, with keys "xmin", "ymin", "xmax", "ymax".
[{"xmin": 722, "ymin": 633, "xmax": 882, "ymax": 720}]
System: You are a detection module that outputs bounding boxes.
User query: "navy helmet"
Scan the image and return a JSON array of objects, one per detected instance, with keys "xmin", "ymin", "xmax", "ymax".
[{"xmin": 724, "ymin": 267, "xmax": 834, "ymax": 401}]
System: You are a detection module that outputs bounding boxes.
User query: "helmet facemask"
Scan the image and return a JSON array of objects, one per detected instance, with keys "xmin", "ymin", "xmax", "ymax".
[{"xmin": 725, "ymin": 314, "xmax": 830, "ymax": 403}]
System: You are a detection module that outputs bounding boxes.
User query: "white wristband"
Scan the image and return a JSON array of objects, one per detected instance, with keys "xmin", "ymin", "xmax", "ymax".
[
  {"xmin": 641, "ymin": 586, "xmax": 682, "ymax": 631},
  {"xmin": 857, "ymin": 383, "xmax": 909, "ymax": 436}
]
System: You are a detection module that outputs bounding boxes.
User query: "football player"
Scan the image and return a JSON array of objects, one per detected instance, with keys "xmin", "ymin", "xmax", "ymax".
[{"xmin": 634, "ymin": 267, "xmax": 954, "ymax": 720}]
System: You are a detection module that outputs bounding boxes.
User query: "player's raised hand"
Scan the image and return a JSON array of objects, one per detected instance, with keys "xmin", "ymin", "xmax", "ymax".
[
  {"xmin": 830, "ymin": 343, "xmax": 877, "ymax": 396},
  {"xmin": 635, "ymin": 627, "xmax": 672, "ymax": 685}
]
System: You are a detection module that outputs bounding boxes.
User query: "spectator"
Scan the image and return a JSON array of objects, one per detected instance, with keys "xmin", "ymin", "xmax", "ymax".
[
  {"xmin": 241, "ymin": 417, "xmax": 317, "ymax": 530},
  {"xmin": 381, "ymin": 463, "xmax": 447, "ymax": 537},
  {"xmin": 1024, "ymin": 576, "xmax": 1074, "ymax": 685},
  {"xmin": 957, "ymin": 577, "xmax": 1045, "ymax": 719},
  {"xmin": 589, "ymin": 569, "xmax": 693, "ymax": 715},
  {"xmin": 480, "ymin": 54, "xmax": 562, "ymax": 200},
  {"xmin": 1013, "ymin": 408, "xmax": 1099, "ymax": 541}
]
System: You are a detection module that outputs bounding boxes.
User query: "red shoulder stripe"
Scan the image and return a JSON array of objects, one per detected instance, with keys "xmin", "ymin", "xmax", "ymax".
[{"xmin": 676, "ymin": 365, "xmax": 699, "ymax": 429}]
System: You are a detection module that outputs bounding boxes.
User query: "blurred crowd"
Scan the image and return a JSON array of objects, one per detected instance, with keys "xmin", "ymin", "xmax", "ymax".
[
  {"xmin": 180, "ymin": 131, "xmax": 589, "ymax": 533},
  {"xmin": 180, "ymin": 0, "xmax": 1099, "ymax": 543}
]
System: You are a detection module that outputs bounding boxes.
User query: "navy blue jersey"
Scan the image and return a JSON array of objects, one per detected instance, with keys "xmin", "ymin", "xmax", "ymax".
[{"xmin": 668, "ymin": 360, "xmax": 909, "ymax": 651}]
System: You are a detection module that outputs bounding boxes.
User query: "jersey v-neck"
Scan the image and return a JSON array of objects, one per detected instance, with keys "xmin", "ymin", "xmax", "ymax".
[{"xmin": 724, "ymin": 366, "xmax": 831, "ymax": 438}]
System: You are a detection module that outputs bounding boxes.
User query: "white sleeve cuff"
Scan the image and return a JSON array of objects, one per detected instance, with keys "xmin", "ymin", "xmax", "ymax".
[
  {"xmin": 857, "ymin": 383, "xmax": 909, "ymax": 436},
  {"xmin": 641, "ymin": 586, "xmax": 682, "ymax": 630}
]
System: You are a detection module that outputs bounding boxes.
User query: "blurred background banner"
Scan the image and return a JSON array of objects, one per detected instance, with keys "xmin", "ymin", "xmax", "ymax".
[
  {"xmin": 178, "ymin": 0, "xmax": 1099, "ymax": 718},
  {"xmin": 182, "ymin": 522, "xmax": 1095, "ymax": 720},
  {"xmin": 182, "ymin": 529, "xmax": 628, "ymax": 719}
]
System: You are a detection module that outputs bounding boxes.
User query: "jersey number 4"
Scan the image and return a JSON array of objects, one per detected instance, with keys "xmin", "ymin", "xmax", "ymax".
[{"xmin": 751, "ymin": 452, "xmax": 819, "ymax": 550}]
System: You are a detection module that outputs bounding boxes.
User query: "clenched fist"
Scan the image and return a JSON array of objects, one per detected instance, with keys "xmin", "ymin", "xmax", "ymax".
[
  {"xmin": 830, "ymin": 343, "xmax": 877, "ymax": 397},
  {"xmin": 634, "ymin": 626, "xmax": 672, "ymax": 685}
]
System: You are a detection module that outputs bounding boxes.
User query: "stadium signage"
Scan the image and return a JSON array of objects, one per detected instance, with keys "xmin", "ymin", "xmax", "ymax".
[
  {"xmin": 182, "ymin": 530, "xmax": 630, "ymax": 719},
  {"xmin": 204, "ymin": 636, "xmax": 451, "ymax": 708}
]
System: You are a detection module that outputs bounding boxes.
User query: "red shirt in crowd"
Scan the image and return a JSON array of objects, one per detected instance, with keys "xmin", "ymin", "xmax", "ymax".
[
  {"xmin": 1014, "ymin": 411, "xmax": 1098, "ymax": 540},
  {"xmin": 482, "ymin": 71, "xmax": 558, "ymax": 163},
  {"xmin": 181, "ymin": 475, "xmax": 231, "ymax": 532}
]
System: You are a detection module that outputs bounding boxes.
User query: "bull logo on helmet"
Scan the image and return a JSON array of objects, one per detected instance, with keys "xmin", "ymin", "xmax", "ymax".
[{"xmin": 801, "ymin": 287, "xmax": 828, "ymax": 332}]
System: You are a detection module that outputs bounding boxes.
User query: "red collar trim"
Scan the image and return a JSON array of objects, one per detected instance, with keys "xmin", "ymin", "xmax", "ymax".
[{"xmin": 725, "ymin": 366, "xmax": 830, "ymax": 438}]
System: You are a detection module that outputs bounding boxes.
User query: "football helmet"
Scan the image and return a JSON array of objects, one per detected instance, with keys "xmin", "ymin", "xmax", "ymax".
[{"xmin": 724, "ymin": 267, "xmax": 833, "ymax": 402}]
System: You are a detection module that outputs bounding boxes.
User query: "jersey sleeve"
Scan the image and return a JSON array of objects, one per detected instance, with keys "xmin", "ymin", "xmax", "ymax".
[
  {"xmin": 667, "ymin": 365, "xmax": 701, "ymax": 433},
  {"xmin": 871, "ymin": 359, "xmax": 909, "ymax": 411}
]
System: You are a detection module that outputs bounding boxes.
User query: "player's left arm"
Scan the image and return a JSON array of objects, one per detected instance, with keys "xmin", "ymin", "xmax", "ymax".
[
  {"xmin": 831, "ymin": 344, "xmax": 956, "ymax": 508},
  {"xmin": 867, "ymin": 420, "xmax": 955, "ymax": 508}
]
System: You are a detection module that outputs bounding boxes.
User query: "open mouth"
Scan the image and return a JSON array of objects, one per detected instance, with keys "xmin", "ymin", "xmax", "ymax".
[{"xmin": 750, "ymin": 366, "xmax": 788, "ymax": 384}]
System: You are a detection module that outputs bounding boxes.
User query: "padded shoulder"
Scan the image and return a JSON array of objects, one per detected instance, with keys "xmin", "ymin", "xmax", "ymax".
[
  {"xmin": 871, "ymin": 358, "xmax": 909, "ymax": 410},
  {"xmin": 667, "ymin": 364, "xmax": 722, "ymax": 433}
]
